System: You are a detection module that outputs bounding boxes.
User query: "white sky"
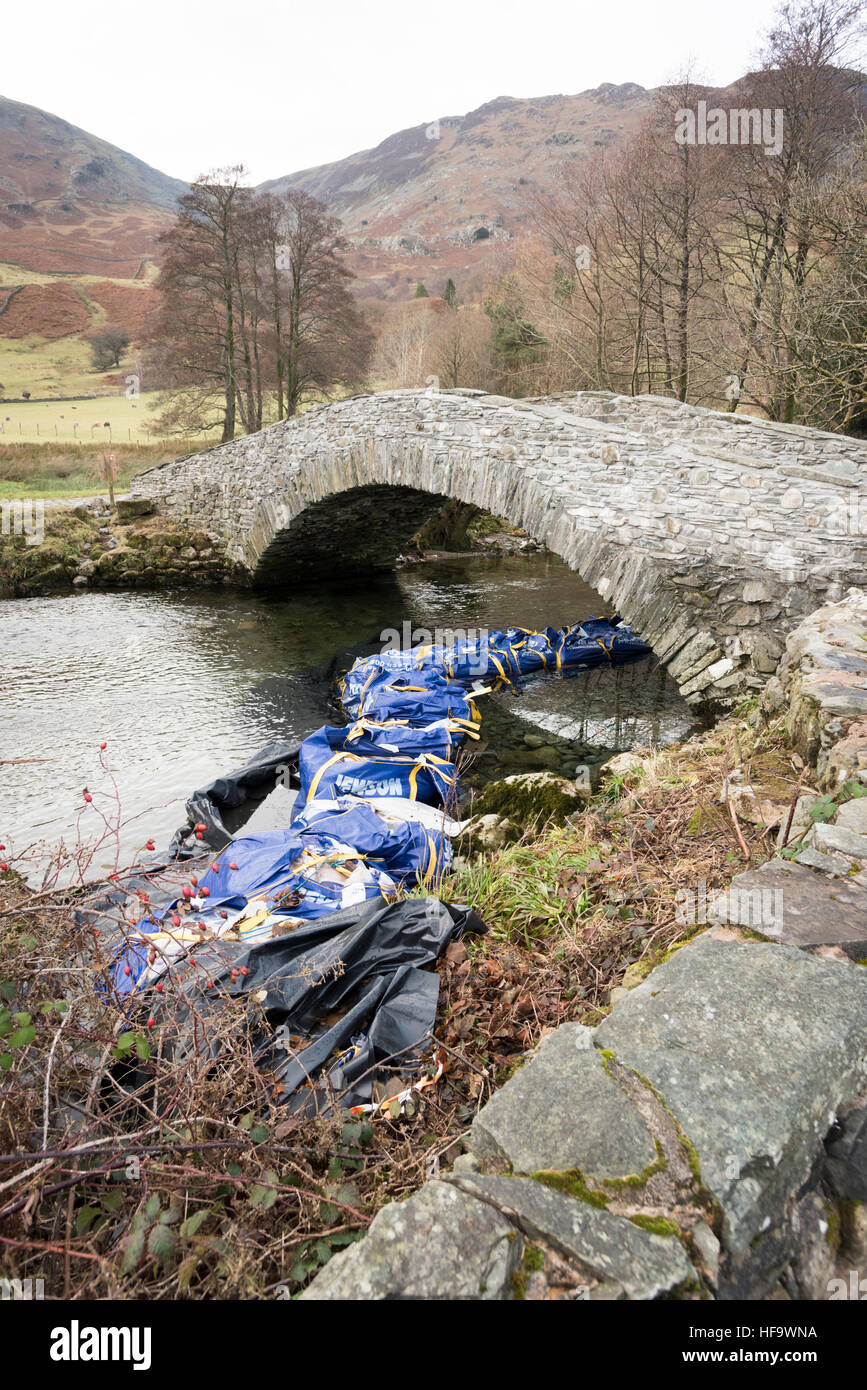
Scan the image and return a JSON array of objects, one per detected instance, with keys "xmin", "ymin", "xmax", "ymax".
[{"xmin": 4, "ymin": 0, "xmax": 786, "ymax": 184}]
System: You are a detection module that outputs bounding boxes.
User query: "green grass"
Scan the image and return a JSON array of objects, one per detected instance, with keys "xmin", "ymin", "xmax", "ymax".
[
  {"xmin": 0, "ymin": 390, "xmax": 193, "ymax": 447},
  {"xmin": 439, "ymin": 829, "xmax": 601, "ymax": 947}
]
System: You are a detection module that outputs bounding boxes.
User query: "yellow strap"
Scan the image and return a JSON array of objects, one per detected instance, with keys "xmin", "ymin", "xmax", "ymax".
[{"xmin": 306, "ymin": 750, "xmax": 362, "ymax": 802}]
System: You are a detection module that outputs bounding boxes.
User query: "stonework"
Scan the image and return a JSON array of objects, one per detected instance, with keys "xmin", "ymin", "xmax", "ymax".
[{"xmin": 131, "ymin": 388, "xmax": 867, "ymax": 709}]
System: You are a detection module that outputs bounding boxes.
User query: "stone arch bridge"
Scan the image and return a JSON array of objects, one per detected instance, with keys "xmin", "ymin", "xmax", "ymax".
[{"xmin": 131, "ymin": 388, "xmax": 867, "ymax": 709}]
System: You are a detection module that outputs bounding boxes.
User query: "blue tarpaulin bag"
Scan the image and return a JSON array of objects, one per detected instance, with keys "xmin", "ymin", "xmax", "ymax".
[
  {"xmin": 357, "ymin": 670, "xmax": 482, "ymax": 726},
  {"xmin": 554, "ymin": 617, "xmax": 652, "ymax": 670},
  {"xmin": 339, "ymin": 716, "xmax": 478, "ymax": 760},
  {"xmin": 296, "ymin": 798, "xmax": 452, "ymax": 888},
  {"xmin": 293, "ymin": 738, "xmax": 460, "ymax": 819},
  {"xmin": 104, "ymin": 827, "xmax": 398, "ymax": 996}
]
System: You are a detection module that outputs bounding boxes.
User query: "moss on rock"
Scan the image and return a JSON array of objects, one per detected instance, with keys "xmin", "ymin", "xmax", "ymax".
[{"xmin": 471, "ymin": 771, "xmax": 587, "ymax": 830}]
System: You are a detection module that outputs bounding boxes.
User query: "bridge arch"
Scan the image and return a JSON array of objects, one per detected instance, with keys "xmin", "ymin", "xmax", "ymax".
[{"xmin": 131, "ymin": 388, "xmax": 867, "ymax": 710}]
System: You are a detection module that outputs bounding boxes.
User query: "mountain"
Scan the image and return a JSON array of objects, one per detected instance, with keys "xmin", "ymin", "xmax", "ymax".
[
  {"xmin": 0, "ymin": 95, "xmax": 186, "ymax": 277},
  {"xmin": 260, "ymin": 85, "xmax": 652, "ymax": 298}
]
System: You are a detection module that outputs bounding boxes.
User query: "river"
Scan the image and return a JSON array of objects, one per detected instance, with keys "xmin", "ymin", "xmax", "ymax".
[{"xmin": 1, "ymin": 553, "xmax": 701, "ymax": 876}]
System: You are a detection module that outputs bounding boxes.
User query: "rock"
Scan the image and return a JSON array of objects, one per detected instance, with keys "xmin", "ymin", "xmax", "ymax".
[
  {"xmin": 809, "ymin": 822, "xmax": 867, "ymax": 861},
  {"xmin": 840, "ymin": 1200, "xmax": 867, "ymax": 1262},
  {"xmin": 601, "ymin": 751, "xmax": 646, "ymax": 778},
  {"xmin": 470, "ymin": 1022, "xmax": 657, "ymax": 1180},
  {"xmin": 789, "ymin": 1192, "xmax": 838, "ymax": 1300},
  {"xmin": 743, "ymin": 580, "xmax": 777, "ymax": 603},
  {"xmin": 691, "ymin": 1220, "xmax": 720, "ymax": 1283},
  {"xmin": 299, "ymin": 1180, "xmax": 521, "ymax": 1300},
  {"xmin": 72, "ymin": 575, "xmax": 88, "ymax": 587},
  {"xmin": 709, "ymin": 860, "xmax": 867, "ymax": 959},
  {"xmin": 794, "ymin": 847, "xmax": 852, "ymax": 877},
  {"xmin": 824, "ymin": 1107, "xmax": 867, "ymax": 1201},
  {"xmin": 452, "ymin": 1152, "xmax": 481, "ymax": 1174},
  {"xmin": 447, "ymin": 1173, "xmax": 696, "ymax": 1300},
  {"xmin": 114, "ymin": 498, "xmax": 154, "ymax": 521},
  {"xmin": 75, "ymin": 558, "xmax": 96, "ymax": 578},
  {"xmin": 462, "ymin": 813, "xmax": 519, "ymax": 853},
  {"xmin": 836, "ymin": 798, "xmax": 867, "ymax": 834},
  {"xmin": 523, "ymin": 733, "xmax": 544, "ymax": 748},
  {"xmin": 471, "ymin": 771, "xmax": 588, "ymax": 827},
  {"xmin": 595, "ymin": 934, "xmax": 867, "ymax": 1255}
]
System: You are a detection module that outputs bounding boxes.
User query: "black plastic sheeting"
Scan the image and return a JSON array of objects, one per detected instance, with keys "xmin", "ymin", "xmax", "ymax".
[
  {"xmin": 168, "ymin": 740, "xmax": 301, "ymax": 859},
  {"xmin": 115, "ymin": 895, "xmax": 485, "ymax": 1116}
]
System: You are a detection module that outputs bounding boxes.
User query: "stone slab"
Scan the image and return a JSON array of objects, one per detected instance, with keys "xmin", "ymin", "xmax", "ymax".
[
  {"xmin": 810, "ymin": 822, "xmax": 867, "ymax": 861},
  {"xmin": 470, "ymin": 1022, "xmax": 657, "ymax": 1179},
  {"xmin": 595, "ymin": 934, "xmax": 867, "ymax": 1254},
  {"xmin": 447, "ymin": 1173, "xmax": 696, "ymax": 1300},
  {"xmin": 299, "ymin": 1180, "xmax": 520, "ymax": 1300},
  {"xmin": 708, "ymin": 859, "xmax": 867, "ymax": 958}
]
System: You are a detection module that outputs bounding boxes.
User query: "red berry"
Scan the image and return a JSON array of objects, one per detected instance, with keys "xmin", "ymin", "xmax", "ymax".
[
  {"xmin": 212, "ymin": 863, "xmax": 220, "ymax": 873},
  {"xmin": 100, "ymin": 742, "xmax": 107, "ymax": 750},
  {"xmin": 123, "ymin": 965, "xmax": 131, "ymax": 976},
  {"xmin": 171, "ymin": 913, "xmax": 181, "ymax": 927},
  {"xmin": 147, "ymin": 1017, "xmax": 155, "ymax": 1028},
  {"xmin": 195, "ymin": 831, "xmax": 203, "ymax": 840},
  {"xmin": 0, "ymin": 863, "xmax": 7, "ymax": 873},
  {"xmin": 206, "ymin": 980, "xmax": 213, "ymax": 989},
  {"xmin": 182, "ymin": 886, "xmax": 192, "ymax": 900},
  {"xmin": 155, "ymin": 982, "xmax": 163, "ymax": 992},
  {"xmin": 145, "ymin": 840, "xmax": 155, "ymax": 852},
  {"xmin": 83, "ymin": 792, "xmax": 93, "ymax": 803},
  {"xmin": 195, "ymin": 823, "xmax": 207, "ymax": 833},
  {"xmin": 229, "ymin": 863, "xmax": 238, "ymax": 872},
  {"xmin": 240, "ymin": 967, "xmax": 248, "ymax": 976},
  {"xmin": 219, "ymin": 911, "xmax": 228, "ymax": 919},
  {"xmin": 199, "ymin": 886, "xmax": 210, "ymax": 898},
  {"xmin": 0, "ymin": 843, "xmax": 5, "ymax": 850}
]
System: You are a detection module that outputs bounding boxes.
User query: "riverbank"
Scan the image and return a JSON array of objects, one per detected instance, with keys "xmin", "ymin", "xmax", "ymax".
[
  {"xmin": 0, "ymin": 498, "xmax": 534, "ymax": 597},
  {"xmin": 0, "ymin": 692, "xmax": 812, "ymax": 1299},
  {"xmin": 4, "ymin": 591, "xmax": 864, "ymax": 1300}
]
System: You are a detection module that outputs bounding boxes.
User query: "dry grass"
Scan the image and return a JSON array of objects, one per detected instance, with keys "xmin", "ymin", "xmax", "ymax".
[{"xmin": 0, "ymin": 708, "xmax": 798, "ymax": 1299}]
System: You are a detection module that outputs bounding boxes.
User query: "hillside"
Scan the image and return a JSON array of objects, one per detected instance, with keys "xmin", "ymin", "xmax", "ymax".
[
  {"xmin": 0, "ymin": 96, "xmax": 182, "ymax": 400},
  {"xmin": 261, "ymin": 84, "xmax": 652, "ymax": 298},
  {"xmin": 0, "ymin": 95, "xmax": 185, "ymax": 277}
]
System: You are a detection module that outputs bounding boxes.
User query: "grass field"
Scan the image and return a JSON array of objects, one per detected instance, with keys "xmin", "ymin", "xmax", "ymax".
[
  {"xmin": 0, "ymin": 390, "xmax": 172, "ymax": 445},
  {"xmin": 0, "ymin": 439, "xmax": 215, "ymax": 498}
]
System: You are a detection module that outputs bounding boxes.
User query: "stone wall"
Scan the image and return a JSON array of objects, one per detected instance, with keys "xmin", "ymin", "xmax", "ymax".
[{"xmin": 131, "ymin": 389, "xmax": 867, "ymax": 710}]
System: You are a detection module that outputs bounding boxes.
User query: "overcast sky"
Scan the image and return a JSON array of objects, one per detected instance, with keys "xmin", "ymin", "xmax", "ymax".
[{"xmin": 5, "ymin": 0, "xmax": 786, "ymax": 184}]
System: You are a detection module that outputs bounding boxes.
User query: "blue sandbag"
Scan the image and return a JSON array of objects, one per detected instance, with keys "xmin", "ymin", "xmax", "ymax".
[
  {"xmin": 296, "ymin": 798, "xmax": 452, "ymax": 887},
  {"xmin": 293, "ymin": 730, "xmax": 460, "ymax": 819},
  {"xmin": 353, "ymin": 669, "xmax": 481, "ymax": 727},
  {"xmin": 335, "ymin": 716, "xmax": 476, "ymax": 762}
]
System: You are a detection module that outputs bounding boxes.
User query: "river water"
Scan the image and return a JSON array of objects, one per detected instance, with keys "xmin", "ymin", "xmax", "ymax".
[{"xmin": 1, "ymin": 554, "xmax": 700, "ymax": 875}]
